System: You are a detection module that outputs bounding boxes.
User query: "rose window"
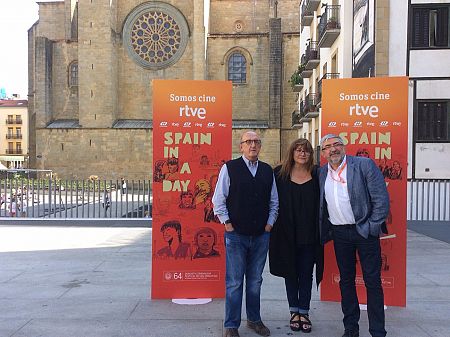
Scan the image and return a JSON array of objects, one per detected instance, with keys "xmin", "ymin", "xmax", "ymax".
[{"xmin": 123, "ymin": 3, "xmax": 189, "ymax": 70}]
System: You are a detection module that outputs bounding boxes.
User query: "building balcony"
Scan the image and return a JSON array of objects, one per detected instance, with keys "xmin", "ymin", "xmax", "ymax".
[
  {"xmin": 317, "ymin": 72, "xmax": 340, "ymax": 107},
  {"xmin": 6, "ymin": 119, "xmax": 23, "ymax": 125},
  {"xmin": 318, "ymin": 5, "xmax": 341, "ymax": 48},
  {"xmin": 303, "ymin": 41, "xmax": 320, "ymax": 70},
  {"xmin": 6, "ymin": 134, "xmax": 22, "ymax": 139},
  {"xmin": 292, "ymin": 110, "xmax": 303, "ymax": 128},
  {"xmin": 301, "ymin": 93, "xmax": 319, "ymax": 121},
  {"xmin": 6, "ymin": 149, "xmax": 23, "ymax": 155},
  {"xmin": 289, "ymin": 65, "xmax": 305, "ymax": 92},
  {"xmin": 300, "ymin": 59, "xmax": 313, "ymax": 78},
  {"xmin": 301, "ymin": 0, "xmax": 321, "ymax": 27}
]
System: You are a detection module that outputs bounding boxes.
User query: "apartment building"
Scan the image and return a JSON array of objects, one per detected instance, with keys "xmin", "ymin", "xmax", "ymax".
[
  {"xmin": 294, "ymin": 0, "xmax": 450, "ymax": 179},
  {"xmin": 0, "ymin": 100, "xmax": 28, "ymax": 168}
]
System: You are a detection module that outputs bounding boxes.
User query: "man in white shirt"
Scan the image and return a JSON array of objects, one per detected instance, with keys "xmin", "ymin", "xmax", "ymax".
[
  {"xmin": 212, "ymin": 131, "xmax": 278, "ymax": 337},
  {"xmin": 318, "ymin": 134, "xmax": 389, "ymax": 337}
]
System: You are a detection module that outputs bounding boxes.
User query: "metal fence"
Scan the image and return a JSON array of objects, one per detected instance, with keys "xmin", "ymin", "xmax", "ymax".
[
  {"xmin": 408, "ymin": 179, "xmax": 450, "ymax": 221},
  {"xmin": 1, "ymin": 178, "xmax": 449, "ymax": 221},
  {"xmin": 0, "ymin": 178, "xmax": 152, "ymax": 218}
]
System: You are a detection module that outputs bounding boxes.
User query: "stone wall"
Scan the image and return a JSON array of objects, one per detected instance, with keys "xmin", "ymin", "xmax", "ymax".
[
  {"xmin": 51, "ymin": 42, "xmax": 79, "ymax": 120},
  {"xmin": 207, "ymin": 36, "xmax": 270, "ymax": 121},
  {"xmin": 35, "ymin": 128, "xmax": 153, "ymax": 180},
  {"xmin": 376, "ymin": 0, "xmax": 390, "ymax": 76},
  {"xmin": 231, "ymin": 128, "xmax": 281, "ymax": 167},
  {"xmin": 29, "ymin": 0, "xmax": 300, "ymax": 178}
]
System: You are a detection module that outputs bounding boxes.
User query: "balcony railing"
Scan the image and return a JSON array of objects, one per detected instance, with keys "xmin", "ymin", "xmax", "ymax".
[
  {"xmin": 300, "ymin": 57, "xmax": 312, "ymax": 78},
  {"xmin": 300, "ymin": 0, "xmax": 320, "ymax": 27},
  {"xmin": 303, "ymin": 41, "xmax": 320, "ymax": 71},
  {"xmin": 6, "ymin": 134, "xmax": 23, "ymax": 140},
  {"xmin": 302, "ymin": 93, "xmax": 319, "ymax": 120},
  {"xmin": 318, "ymin": 5, "xmax": 341, "ymax": 48},
  {"xmin": 317, "ymin": 73, "xmax": 340, "ymax": 105},
  {"xmin": 292, "ymin": 110, "xmax": 302, "ymax": 127},
  {"xmin": 6, "ymin": 119, "xmax": 23, "ymax": 125},
  {"xmin": 6, "ymin": 149, "xmax": 23, "ymax": 155}
]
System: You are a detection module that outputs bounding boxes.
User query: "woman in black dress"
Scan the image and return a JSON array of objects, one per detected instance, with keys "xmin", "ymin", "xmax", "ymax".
[{"xmin": 269, "ymin": 138, "xmax": 323, "ymax": 333}]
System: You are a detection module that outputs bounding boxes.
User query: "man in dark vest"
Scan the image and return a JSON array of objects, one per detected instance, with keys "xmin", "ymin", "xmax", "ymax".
[{"xmin": 213, "ymin": 131, "xmax": 279, "ymax": 337}]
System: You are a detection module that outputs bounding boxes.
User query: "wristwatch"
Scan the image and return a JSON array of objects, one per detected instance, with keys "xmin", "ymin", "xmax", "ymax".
[{"xmin": 224, "ymin": 219, "xmax": 231, "ymax": 225}]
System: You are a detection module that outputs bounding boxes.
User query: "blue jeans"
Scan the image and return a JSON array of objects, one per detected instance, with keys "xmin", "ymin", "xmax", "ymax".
[
  {"xmin": 224, "ymin": 230, "xmax": 270, "ymax": 329},
  {"xmin": 284, "ymin": 244, "xmax": 315, "ymax": 314},
  {"xmin": 332, "ymin": 225, "xmax": 386, "ymax": 337}
]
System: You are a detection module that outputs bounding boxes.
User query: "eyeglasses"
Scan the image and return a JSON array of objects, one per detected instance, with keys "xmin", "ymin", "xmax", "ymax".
[
  {"xmin": 240, "ymin": 139, "xmax": 262, "ymax": 146},
  {"xmin": 294, "ymin": 148, "xmax": 311, "ymax": 155},
  {"xmin": 321, "ymin": 142, "xmax": 344, "ymax": 151}
]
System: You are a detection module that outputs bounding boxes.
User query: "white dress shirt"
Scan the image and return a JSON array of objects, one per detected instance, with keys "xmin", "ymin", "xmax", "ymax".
[{"xmin": 324, "ymin": 156, "xmax": 356, "ymax": 225}]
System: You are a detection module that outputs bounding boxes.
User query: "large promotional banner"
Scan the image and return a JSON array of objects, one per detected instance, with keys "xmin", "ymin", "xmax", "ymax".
[
  {"xmin": 152, "ymin": 80, "xmax": 232, "ymax": 299},
  {"xmin": 320, "ymin": 77, "xmax": 408, "ymax": 307}
]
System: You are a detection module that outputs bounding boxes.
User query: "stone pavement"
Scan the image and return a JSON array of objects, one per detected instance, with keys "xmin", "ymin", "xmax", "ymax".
[{"xmin": 1, "ymin": 225, "xmax": 450, "ymax": 337}]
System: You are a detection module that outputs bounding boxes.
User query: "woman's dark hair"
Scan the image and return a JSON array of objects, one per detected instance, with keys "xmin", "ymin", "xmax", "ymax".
[
  {"xmin": 160, "ymin": 220, "xmax": 182, "ymax": 242},
  {"xmin": 278, "ymin": 138, "xmax": 314, "ymax": 180}
]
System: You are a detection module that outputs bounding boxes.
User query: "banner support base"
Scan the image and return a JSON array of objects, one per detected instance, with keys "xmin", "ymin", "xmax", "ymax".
[{"xmin": 172, "ymin": 298, "xmax": 212, "ymax": 305}]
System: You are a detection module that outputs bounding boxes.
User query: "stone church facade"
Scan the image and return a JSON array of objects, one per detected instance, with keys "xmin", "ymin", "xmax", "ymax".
[{"xmin": 28, "ymin": 0, "xmax": 300, "ymax": 179}]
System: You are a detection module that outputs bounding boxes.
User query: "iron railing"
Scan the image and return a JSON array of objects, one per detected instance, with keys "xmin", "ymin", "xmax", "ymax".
[
  {"xmin": 408, "ymin": 179, "xmax": 450, "ymax": 221},
  {"xmin": 1, "ymin": 177, "xmax": 449, "ymax": 221},
  {"xmin": 6, "ymin": 134, "xmax": 23, "ymax": 139},
  {"xmin": 303, "ymin": 93, "xmax": 318, "ymax": 114},
  {"xmin": 318, "ymin": 5, "xmax": 341, "ymax": 42},
  {"xmin": 6, "ymin": 149, "xmax": 23, "ymax": 154},
  {"xmin": 0, "ymin": 178, "xmax": 152, "ymax": 218},
  {"xmin": 6, "ymin": 119, "xmax": 23, "ymax": 124}
]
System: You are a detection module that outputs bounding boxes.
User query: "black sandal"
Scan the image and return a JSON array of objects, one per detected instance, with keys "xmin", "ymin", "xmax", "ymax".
[
  {"xmin": 289, "ymin": 312, "xmax": 301, "ymax": 331},
  {"xmin": 299, "ymin": 313, "xmax": 312, "ymax": 333}
]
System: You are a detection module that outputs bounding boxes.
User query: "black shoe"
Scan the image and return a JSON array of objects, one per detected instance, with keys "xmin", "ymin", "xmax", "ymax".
[
  {"xmin": 342, "ymin": 330, "xmax": 359, "ymax": 337},
  {"xmin": 224, "ymin": 328, "xmax": 240, "ymax": 337}
]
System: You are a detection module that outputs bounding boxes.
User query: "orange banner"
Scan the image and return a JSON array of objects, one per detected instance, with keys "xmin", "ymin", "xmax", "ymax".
[
  {"xmin": 152, "ymin": 80, "xmax": 232, "ymax": 299},
  {"xmin": 320, "ymin": 77, "xmax": 408, "ymax": 307}
]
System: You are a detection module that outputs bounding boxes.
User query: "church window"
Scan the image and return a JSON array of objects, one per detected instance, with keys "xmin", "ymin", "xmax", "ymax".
[
  {"xmin": 69, "ymin": 62, "xmax": 78, "ymax": 87},
  {"xmin": 228, "ymin": 53, "xmax": 247, "ymax": 84},
  {"xmin": 123, "ymin": 3, "xmax": 189, "ymax": 70}
]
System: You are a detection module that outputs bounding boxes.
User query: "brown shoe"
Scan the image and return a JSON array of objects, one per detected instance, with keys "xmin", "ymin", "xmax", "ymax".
[
  {"xmin": 247, "ymin": 321, "xmax": 270, "ymax": 336},
  {"xmin": 224, "ymin": 328, "xmax": 240, "ymax": 337}
]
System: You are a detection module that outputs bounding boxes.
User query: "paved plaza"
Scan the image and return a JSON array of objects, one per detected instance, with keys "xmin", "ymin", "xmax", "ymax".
[{"xmin": 1, "ymin": 223, "xmax": 450, "ymax": 337}]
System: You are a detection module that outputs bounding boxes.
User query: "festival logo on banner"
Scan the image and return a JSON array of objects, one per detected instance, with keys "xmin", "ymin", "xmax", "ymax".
[
  {"xmin": 152, "ymin": 80, "xmax": 232, "ymax": 299},
  {"xmin": 320, "ymin": 77, "xmax": 408, "ymax": 307}
]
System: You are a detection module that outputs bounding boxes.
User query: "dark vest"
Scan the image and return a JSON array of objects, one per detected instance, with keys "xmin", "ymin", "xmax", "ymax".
[{"xmin": 226, "ymin": 157, "xmax": 273, "ymax": 236}]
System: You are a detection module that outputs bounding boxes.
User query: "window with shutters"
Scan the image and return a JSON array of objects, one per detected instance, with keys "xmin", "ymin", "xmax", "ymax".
[
  {"xmin": 412, "ymin": 6, "xmax": 450, "ymax": 48},
  {"xmin": 416, "ymin": 101, "xmax": 450, "ymax": 141}
]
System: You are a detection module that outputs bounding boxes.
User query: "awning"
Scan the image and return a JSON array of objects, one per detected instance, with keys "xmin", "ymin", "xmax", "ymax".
[{"xmin": 0, "ymin": 155, "xmax": 25, "ymax": 161}]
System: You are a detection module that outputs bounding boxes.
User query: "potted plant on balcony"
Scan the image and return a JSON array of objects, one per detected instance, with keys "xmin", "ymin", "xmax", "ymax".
[
  {"xmin": 289, "ymin": 64, "xmax": 305, "ymax": 92},
  {"xmin": 327, "ymin": 16, "xmax": 338, "ymax": 29}
]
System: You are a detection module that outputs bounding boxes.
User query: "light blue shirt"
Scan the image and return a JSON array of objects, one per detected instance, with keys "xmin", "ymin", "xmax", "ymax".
[{"xmin": 212, "ymin": 156, "xmax": 279, "ymax": 226}]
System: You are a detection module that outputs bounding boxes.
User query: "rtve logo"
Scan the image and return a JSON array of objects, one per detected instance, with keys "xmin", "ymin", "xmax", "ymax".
[{"xmin": 349, "ymin": 103, "xmax": 379, "ymax": 118}]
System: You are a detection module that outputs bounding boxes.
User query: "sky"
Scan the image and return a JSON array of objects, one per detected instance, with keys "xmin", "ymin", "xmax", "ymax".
[{"xmin": 0, "ymin": 1, "xmax": 39, "ymax": 98}]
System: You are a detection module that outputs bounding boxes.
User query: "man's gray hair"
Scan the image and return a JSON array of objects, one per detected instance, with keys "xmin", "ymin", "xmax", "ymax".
[{"xmin": 319, "ymin": 134, "xmax": 345, "ymax": 148}]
